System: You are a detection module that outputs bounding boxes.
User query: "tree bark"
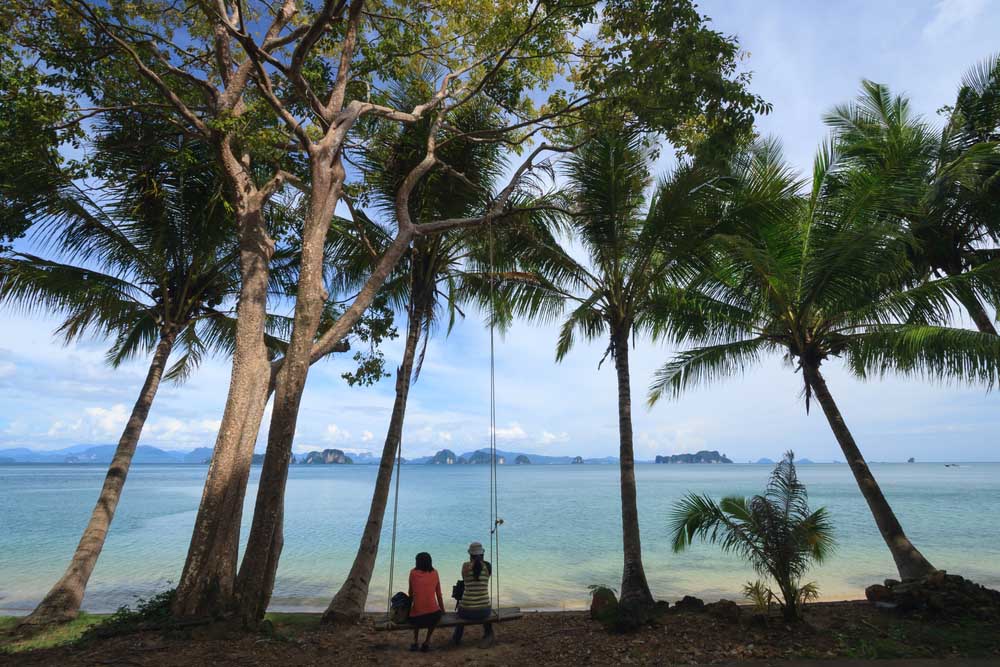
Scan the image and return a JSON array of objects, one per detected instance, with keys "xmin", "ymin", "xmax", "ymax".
[
  {"xmin": 232, "ymin": 154, "xmax": 345, "ymax": 625},
  {"xmin": 20, "ymin": 329, "xmax": 177, "ymax": 628},
  {"xmin": 322, "ymin": 296, "xmax": 423, "ymax": 624},
  {"xmin": 612, "ymin": 327, "xmax": 655, "ymax": 611},
  {"xmin": 803, "ymin": 363, "xmax": 936, "ymax": 580},
  {"xmin": 953, "ymin": 282, "xmax": 998, "ymax": 335},
  {"xmin": 172, "ymin": 208, "xmax": 274, "ymax": 619}
]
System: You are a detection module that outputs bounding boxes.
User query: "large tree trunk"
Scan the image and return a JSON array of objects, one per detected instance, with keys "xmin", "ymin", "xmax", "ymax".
[
  {"xmin": 229, "ymin": 229, "xmax": 415, "ymax": 625},
  {"xmin": 803, "ymin": 363, "xmax": 936, "ymax": 580},
  {"xmin": 19, "ymin": 330, "xmax": 177, "ymax": 628},
  {"xmin": 232, "ymin": 155, "xmax": 345, "ymax": 626},
  {"xmin": 323, "ymin": 296, "xmax": 422, "ymax": 624},
  {"xmin": 172, "ymin": 209, "xmax": 274, "ymax": 619},
  {"xmin": 612, "ymin": 328, "xmax": 655, "ymax": 611}
]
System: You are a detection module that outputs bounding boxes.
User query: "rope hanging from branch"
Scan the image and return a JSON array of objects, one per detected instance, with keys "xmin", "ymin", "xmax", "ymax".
[
  {"xmin": 487, "ymin": 217, "xmax": 502, "ymax": 620},
  {"xmin": 382, "ymin": 221, "xmax": 504, "ymax": 621}
]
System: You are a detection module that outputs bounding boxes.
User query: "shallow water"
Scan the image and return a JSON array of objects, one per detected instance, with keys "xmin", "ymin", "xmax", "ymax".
[{"xmin": 1, "ymin": 462, "xmax": 998, "ymax": 614}]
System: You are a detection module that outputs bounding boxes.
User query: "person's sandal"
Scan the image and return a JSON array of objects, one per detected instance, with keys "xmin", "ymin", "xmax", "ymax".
[{"xmin": 409, "ymin": 643, "xmax": 419, "ymax": 652}]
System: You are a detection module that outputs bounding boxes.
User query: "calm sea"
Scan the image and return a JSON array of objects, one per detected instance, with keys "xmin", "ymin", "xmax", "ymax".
[{"xmin": 1, "ymin": 462, "xmax": 998, "ymax": 615}]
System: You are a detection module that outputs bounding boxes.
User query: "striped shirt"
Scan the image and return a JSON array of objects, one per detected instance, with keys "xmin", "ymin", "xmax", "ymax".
[{"xmin": 459, "ymin": 560, "xmax": 492, "ymax": 610}]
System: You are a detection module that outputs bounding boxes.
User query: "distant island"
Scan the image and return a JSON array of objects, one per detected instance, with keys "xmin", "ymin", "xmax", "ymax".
[
  {"xmin": 753, "ymin": 456, "xmax": 814, "ymax": 464},
  {"xmin": 0, "ymin": 444, "xmax": 608, "ymax": 465},
  {"xmin": 300, "ymin": 449, "xmax": 353, "ymax": 465},
  {"xmin": 428, "ymin": 449, "xmax": 462, "ymax": 464},
  {"xmin": 424, "ymin": 449, "xmax": 508, "ymax": 465},
  {"xmin": 406, "ymin": 448, "xmax": 615, "ymax": 465},
  {"xmin": 0, "ymin": 444, "xmax": 213, "ymax": 465},
  {"xmin": 0, "ymin": 445, "xmax": 876, "ymax": 466},
  {"xmin": 655, "ymin": 450, "xmax": 732, "ymax": 464}
]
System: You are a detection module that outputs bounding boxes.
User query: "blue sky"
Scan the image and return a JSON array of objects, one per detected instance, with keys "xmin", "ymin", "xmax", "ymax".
[{"xmin": 2, "ymin": 0, "xmax": 999, "ymax": 461}]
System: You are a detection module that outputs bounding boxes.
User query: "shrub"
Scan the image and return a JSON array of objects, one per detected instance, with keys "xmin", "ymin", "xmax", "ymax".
[{"xmin": 669, "ymin": 451, "xmax": 834, "ymax": 621}]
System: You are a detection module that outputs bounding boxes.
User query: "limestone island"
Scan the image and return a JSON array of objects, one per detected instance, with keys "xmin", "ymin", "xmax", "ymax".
[
  {"xmin": 300, "ymin": 448, "xmax": 353, "ymax": 464},
  {"xmin": 655, "ymin": 450, "xmax": 733, "ymax": 464}
]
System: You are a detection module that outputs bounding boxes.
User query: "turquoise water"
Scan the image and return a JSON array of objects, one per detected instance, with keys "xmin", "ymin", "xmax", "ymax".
[{"xmin": 1, "ymin": 463, "xmax": 998, "ymax": 615}]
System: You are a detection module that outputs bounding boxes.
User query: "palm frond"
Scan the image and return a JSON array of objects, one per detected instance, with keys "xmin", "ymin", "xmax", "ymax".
[
  {"xmin": 555, "ymin": 295, "xmax": 607, "ymax": 362},
  {"xmin": 0, "ymin": 254, "xmax": 150, "ymax": 344},
  {"xmin": 844, "ymin": 324, "xmax": 1000, "ymax": 387},
  {"xmin": 648, "ymin": 337, "xmax": 771, "ymax": 405}
]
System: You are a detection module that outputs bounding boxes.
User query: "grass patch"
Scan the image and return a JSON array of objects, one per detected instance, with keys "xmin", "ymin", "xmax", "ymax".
[
  {"xmin": 897, "ymin": 617, "xmax": 1000, "ymax": 657},
  {"xmin": 0, "ymin": 613, "xmax": 105, "ymax": 654},
  {"xmin": 0, "ymin": 607, "xmax": 324, "ymax": 655},
  {"xmin": 836, "ymin": 616, "xmax": 1000, "ymax": 659},
  {"xmin": 80, "ymin": 588, "xmax": 177, "ymax": 640}
]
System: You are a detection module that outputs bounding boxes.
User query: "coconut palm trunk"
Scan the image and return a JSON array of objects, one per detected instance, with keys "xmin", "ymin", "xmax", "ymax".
[
  {"xmin": 952, "ymin": 279, "xmax": 998, "ymax": 335},
  {"xmin": 802, "ymin": 363, "xmax": 936, "ymax": 580},
  {"xmin": 20, "ymin": 328, "xmax": 178, "ymax": 627},
  {"xmin": 323, "ymin": 298, "xmax": 423, "ymax": 623},
  {"xmin": 612, "ymin": 325, "xmax": 655, "ymax": 610},
  {"xmin": 173, "ymin": 211, "xmax": 275, "ymax": 618}
]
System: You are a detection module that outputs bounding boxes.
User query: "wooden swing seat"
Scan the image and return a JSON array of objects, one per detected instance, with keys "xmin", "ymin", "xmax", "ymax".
[{"xmin": 374, "ymin": 607, "xmax": 522, "ymax": 631}]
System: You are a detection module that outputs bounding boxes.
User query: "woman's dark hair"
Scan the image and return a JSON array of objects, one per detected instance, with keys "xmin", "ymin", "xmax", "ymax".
[
  {"xmin": 415, "ymin": 552, "xmax": 433, "ymax": 572},
  {"xmin": 471, "ymin": 553, "xmax": 491, "ymax": 580}
]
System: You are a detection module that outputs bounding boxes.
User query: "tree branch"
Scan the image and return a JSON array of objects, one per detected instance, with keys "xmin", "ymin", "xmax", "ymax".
[{"xmin": 64, "ymin": 0, "xmax": 212, "ymax": 137}]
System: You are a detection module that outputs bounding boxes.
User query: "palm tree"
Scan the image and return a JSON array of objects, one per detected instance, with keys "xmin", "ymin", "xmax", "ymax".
[
  {"xmin": 825, "ymin": 69, "xmax": 1000, "ymax": 335},
  {"xmin": 670, "ymin": 451, "xmax": 834, "ymax": 621},
  {"xmin": 1, "ymin": 119, "xmax": 289, "ymax": 626},
  {"xmin": 495, "ymin": 127, "xmax": 726, "ymax": 612},
  {"xmin": 649, "ymin": 140, "xmax": 1000, "ymax": 581},
  {"xmin": 949, "ymin": 54, "xmax": 1000, "ymax": 145},
  {"xmin": 314, "ymin": 79, "xmax": 507, "ymax": 623}
]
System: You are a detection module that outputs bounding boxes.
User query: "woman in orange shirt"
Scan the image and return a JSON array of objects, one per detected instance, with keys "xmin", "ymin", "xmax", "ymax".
[{"xmin": 407, "ymin": 552, "xmax": 444, "ymax": 651}]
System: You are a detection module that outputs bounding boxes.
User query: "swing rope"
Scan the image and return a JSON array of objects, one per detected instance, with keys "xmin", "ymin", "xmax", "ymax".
[
  {"xmin": 382, "ymin": 219, "xmax": 503, "ymax": 622},
  {"xmin": 384, "ymin": 261, "xmax": 416, "ymax": 621},
  {"xmin": 384, "ymin": 419, "xmax": 403, "ymax": 621},
  {"xmin": 487, "ymin": 217, "xmax": 502, "ymax": 619}
]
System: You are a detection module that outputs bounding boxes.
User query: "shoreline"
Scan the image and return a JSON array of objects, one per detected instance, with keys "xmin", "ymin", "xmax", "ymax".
[
  {"xmin": 4, "ymin": 600, "xmax": 999, "ymax": 664},
  {"xmin": 0, "ymin": 596, "xmax": 872, "ymax": 618}
]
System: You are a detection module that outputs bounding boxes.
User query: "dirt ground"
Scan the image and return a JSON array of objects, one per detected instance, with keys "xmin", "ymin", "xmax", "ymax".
[{"xmin": 3, "ymin": 602, "xmax": 1000, "ymax": 666}]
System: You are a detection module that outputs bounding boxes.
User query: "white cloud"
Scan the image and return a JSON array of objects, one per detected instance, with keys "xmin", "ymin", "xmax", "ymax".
[
  {"xmin": 324, "ymin": 423, "xmax": 351, "ymax": 443},
  {"xmin": 540, "ymin": 430, "xmax": 569, "ymax": 445},
  {"xmin": 45, "ymin": 404, "xmax": 129, "ymax": 441},
  {"xmin": 923, "ymin": 0, "xmax": 986, "ymax": 39},
  {"xmin": 84, "ymin": 404, "xmax": 129, "ymax": 434},
  {"xmin": 493, "ymin": 422, "xmax": 527, "ymax": 441},
  {"xmin": 361, "ymin": 430, "xmax": 374, "ymax": 442},
  {"xmin": 635, "ymin": 420, "xmax": 709, "ymax": 458},
  {"xmin": 46, "ymin": 418, "xmax": 82, "ymax": 438},
  {"xmin": 0, "ymin": 361, "xmax": 15, "ymax": 378},
  {"xmin": 143, "ymin": 417, "xmax": 221, "ymax": 444},
  {"xmin": 438, "ymin": 431, "xmax": 453, "ymax": 442}
]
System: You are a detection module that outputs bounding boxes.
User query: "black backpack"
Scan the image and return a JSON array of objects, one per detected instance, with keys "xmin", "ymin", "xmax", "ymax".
[
  {"xmin": 451, "ymin": 579, "xmax": 465, "ymax": 601},
  {"xmin": 390, "ymin": 591, "xmax": 410, "ymax": 624}
]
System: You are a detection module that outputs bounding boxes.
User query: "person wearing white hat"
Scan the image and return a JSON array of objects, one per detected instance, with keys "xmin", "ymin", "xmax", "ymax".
[{"xmin": 453, "ymin": 541, "xmax": 494, "ymax": 646}]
